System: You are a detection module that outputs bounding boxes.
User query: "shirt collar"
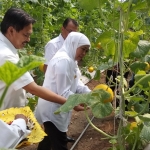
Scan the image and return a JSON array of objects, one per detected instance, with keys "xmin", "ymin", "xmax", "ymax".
[
  {"xmin": 59, "ymin": 34, "xmax": 65, "ymax": 45},
  {"xmin": 0, "ymin": 32, "xmax": 18, "ymax": 54}
]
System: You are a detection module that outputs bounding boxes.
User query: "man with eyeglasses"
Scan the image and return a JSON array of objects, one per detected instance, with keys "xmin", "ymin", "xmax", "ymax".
[{"xmin": 43, "ymin": 18, "xmax": 79, "ymax": 72}]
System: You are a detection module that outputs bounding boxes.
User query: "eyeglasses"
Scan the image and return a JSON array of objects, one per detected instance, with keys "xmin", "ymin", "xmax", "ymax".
[{"xmin": 64, "ymin": 28, "xmax": 73, "ymax": 33}]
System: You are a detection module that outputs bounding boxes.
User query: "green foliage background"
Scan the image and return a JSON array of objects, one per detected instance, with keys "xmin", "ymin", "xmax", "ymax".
[
  {"xmin": 0, "ymin": 0, "xmax": 111, "ymax": 68},
  {"xmin": 1, "ymin": 0, "xmax": 150, "ymax": 71},
  {"xmin": 1, "ymin": 1, "xmax": 150, "ymax": 149}
]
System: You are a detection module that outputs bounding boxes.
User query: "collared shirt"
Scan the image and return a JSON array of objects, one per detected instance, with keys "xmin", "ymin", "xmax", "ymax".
[
  {"xmin": 36, "ymin": 58, "xmax": 91, "ymax": 132},
  {"xmin": 0, "ymin": 119, "xmax": 30, "ymax": 148},
  {"xmin": 44, "ymin": 34, "xmax": 64, "ymax": 65},
  {"xmin": 44, "ymin": 33, "xmax": 84, "ymax": 85},
  {"xmin": 36, "ymin": 32, "xmax": 91, "ymax": 132},
  {"xmin": 0, "ymin": 32, "xmax": 34, "ymax": 110}
]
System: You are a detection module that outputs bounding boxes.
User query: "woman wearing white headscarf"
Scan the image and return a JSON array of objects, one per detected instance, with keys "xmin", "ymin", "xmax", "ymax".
[{"xmin": 36, "ymin": 32, "xmax": 91, "ymax": 150}]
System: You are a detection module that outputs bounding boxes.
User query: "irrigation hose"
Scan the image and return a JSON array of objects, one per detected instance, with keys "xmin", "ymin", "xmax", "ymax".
[{"xmin": 70, "ymin": 116, "xmax": 95, "ymax": 150}]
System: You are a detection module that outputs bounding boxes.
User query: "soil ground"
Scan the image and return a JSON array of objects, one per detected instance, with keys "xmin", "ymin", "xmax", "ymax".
[
  {"xmin": 67, "ymin": 72, "xmax": 118, "ymax": 150},
  {"xmin": 20, "ymin": 72, "xmax": 118, "ymax": 150}
]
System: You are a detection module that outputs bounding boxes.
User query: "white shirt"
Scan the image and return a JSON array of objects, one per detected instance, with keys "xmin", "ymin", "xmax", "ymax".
[
  {"xmin": 44, "ymin": 34, "xmax": 64, "ymax": 65},
  {"xmin": 0, "ymin": 119, "xmax": 30, "ymax": 148},
  {"xmin": 0, "ymin": 32, "xmax": 34, "ymax": 110},
  {"xmin": 36, "ymin": 59, "xmax": 91, "ymax": 132},
  {"xmin": 44, "ymin": 33, "xmax": 84, "ymax": 85},
  {"xmin": 36, "ymin": 32, "xmax": 91, "ymax": 132}
]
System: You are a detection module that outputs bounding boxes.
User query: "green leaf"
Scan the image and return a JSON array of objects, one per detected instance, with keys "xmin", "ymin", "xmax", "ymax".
[
  {"xmin": 140, "ymin": 124, "xmax": 150, "ymax": 142},
  {"xmin": 134, "ymin": 101, "xmax": 149, "ymax": 113},
  {"xmin": 0, "ymin": 61, "xmax": 25, "ymax": 85},
  {"xmin": 129, "ymin": 40, "xmax": 150, "ymax": 59},
  {"xmin": 0, "ymin": 55, "xmax": 45, "ymax": 86},
  {"xmin": 104, "ymin": 40, "xmax": 116, "ymax": 56},
  {"xmin": 129, "ymin": 96, "xmax": 145, "ymax": 101},
  {"xmin": 139, "ymin": 114, "xmax": 150, "ymax": 123},
  {"xmin": 54, "ymin": 93, "xmax": 91, "ymax": 114},
  {"xmin": 97, "ymin": 31, "xmax": 116, "ymax": 56},
  {"xmin": 134, "ymin": 74, "xmax": 150, "ymax": 89},
  {"xmin": 145, "ymin": 55, "xmax": 150, "ymax": 62},
  {"xmin": 125, "ymin": 111, "xmax": 138, "ymax": 117},
  {"xmin": 17, "ymin": 55, "xmax": 45, "ymax": 68},
  {"xmin": 78, "ymin": 0, "xmax": 102, "ymax": 11},
  {"xmin": 28, "ymin": 0, "xmax": 38, "ymax": 3},
  {"xmin": 124, "ymin": 30, "xmax": 143, "ymax": 58},
  {"xmin": 131, "ymin": 1, "xmax": 147, "ymax": 11},
  {"xmin": 146, "ymin": 0, "xmax": 150, "ymax": 7},
  {"xmin": 90, "ymin": 100, "xmax": 113, "ymax": 118},
  {"xmin": 0, "ymin": 55, "xmax": 45, "ymax": 107},
  {"xmin": 55, "ymin": 89, "xmax": 113, "ymax": 118},
  {"xmin": 93, "ymin": 70, "xmax": 100, "ymax": 80},
  {"xmin": 109, "ymin": 139, "xmax": 117, "ymax": 144},
  {"xmin": 130, "ymin": 61, "xmax": 149, "ymax": 73},
  {"xmin": 123, "ymin": 40, "xmax": 137, "ymax": 58},
  {"xmin": 97, "ymin": 59, "xmax": 117, "ymax": 71},
  {"xmin": 27, "ymin": 95, "xmax": 38, "ymax": 111}
]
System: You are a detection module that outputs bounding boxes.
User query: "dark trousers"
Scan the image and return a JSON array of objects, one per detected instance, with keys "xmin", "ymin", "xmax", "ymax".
[{"xmin": 37, "ymin": 121, "xmax": 68, "ymax": 150}]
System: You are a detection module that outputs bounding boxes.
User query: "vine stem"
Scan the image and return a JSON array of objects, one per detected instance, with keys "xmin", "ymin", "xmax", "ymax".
[
  {"xmin": 128, "ymin": 98, "xmax": 149, "ymax": 118},
  {"xmin": 131, "ymin": 125, "xmax": 139, "ymax": 150},
  {"xmin": 124, "ymin": 0, "xmax": 133, "ymax": 31},
  {"xmin": 124, "ymin": 74, "xmax": 150, "ymax": 96},
  {"xmin": 117, "ymin": 2, "xmax": 126, "ymax": 148},
  {"xmin": 0, "ymin": 85, "xmax": 9, "ymax": 107},
  {"xmin": 84, "ymin": 107, "xmax": 116, "ymax": 139},
  {"xmin": 127, "ymin": 84, "xmax": 150, "ymax": 118}
]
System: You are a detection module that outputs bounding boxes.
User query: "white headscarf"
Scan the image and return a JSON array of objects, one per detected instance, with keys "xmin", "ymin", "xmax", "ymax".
[{"xmin": 52, "ymin": 32, "xmax": 91, "ymax": 61}]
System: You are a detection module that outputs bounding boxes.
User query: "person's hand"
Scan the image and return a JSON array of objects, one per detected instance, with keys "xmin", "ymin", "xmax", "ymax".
[
  {"xmin": 73, "ymin": 104, "xmax": 90, "ymax": 112},
  {"xmin": 15, "ymin": 114, "xmax": 27, "ymax": 124}
]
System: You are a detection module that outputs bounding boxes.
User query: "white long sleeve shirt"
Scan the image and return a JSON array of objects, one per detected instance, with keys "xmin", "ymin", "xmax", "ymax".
[
  {"xmin": 36, "ymin": 32, "xmax": 91, "ymax": 132},
  {"xmin": 44, "ymin": 33, "xmax": 84, "ymax": 87},
  {"xmin": 36, "ymin": 58, "xmax": 91, "ymax": 132},
  {"xmin": 44, "ymin": 34, "xmax": 64, "ymax": 65},
  {"xmin": 0, "ymin": 119, "xmax": 30, "ymax": 148},
  {"xmin": 0, "ymin": 32, "xmax": 34, "ymax": 110}
]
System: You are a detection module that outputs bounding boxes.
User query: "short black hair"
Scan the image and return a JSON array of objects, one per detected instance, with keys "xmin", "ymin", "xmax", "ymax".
[
  {"xmin": 1, "ymin": 7, "xmax": 36, "ymax": 34},
  {"xmin": 63, "ymin": 18, "xmax": 78, "ymax": 28}
]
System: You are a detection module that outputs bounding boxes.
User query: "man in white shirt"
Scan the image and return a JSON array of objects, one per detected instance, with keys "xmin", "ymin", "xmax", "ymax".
[
  {"xmin": 0, "ymin": 114, "xmax": 29, "ymax": 149},
  {"xmin": 0, "ymin": 7, "xmax": 85, "ymax": 148},
  {"xmin": 44, "ymin": 18, "xmax": 79, "ymax": 72},
  {"xmin": 0, "ymin": 8, "xmax": 86, "ymax": 112},
  {"xmin": 0, "ymin": 8, "xmax": 71, "ymax": 110}
]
